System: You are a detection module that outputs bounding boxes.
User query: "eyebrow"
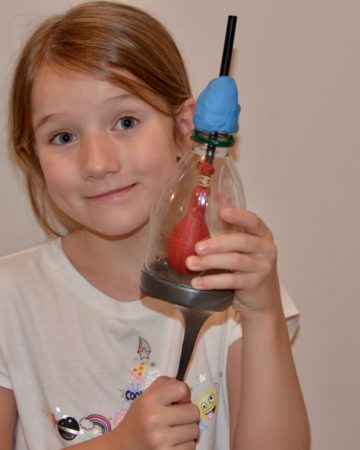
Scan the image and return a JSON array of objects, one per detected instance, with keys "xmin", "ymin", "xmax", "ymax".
[
  {"xmin": 33, "ymin": 93, "xmax": 139, "ymax": 132},
  {"xmin": 33, "ymin": 113, "xmax": 60, "ymax": 132}
]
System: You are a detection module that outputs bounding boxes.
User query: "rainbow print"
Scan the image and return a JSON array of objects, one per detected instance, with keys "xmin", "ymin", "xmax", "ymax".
[{"xmin": 86, "ymin": 414, "xmax": 112, "ymax": 434}]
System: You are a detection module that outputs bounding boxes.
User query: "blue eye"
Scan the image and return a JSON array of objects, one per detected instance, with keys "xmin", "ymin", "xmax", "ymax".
[
  {"xmin": 115, "ymin": 117, "xmax": 138, "ymax": 131},
  {"xmin": 51, "ymin": 132, "xmax": 78, "ymax": 145}
]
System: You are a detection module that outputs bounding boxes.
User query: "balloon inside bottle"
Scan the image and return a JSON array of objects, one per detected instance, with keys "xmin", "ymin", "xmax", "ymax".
[{"xmin": 140, "ymin": 75, "xmax": 246, "ymax": 312}]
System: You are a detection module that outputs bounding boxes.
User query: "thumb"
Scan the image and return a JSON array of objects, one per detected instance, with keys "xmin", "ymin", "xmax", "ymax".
[{"xmin": 174, "ymin": 383, "xmax": 192, "ymax": 405}]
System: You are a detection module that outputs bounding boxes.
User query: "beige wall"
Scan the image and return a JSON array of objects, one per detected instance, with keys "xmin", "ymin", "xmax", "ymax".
[{"xmin": 1, "ymin": 1, "xmax": 359, "ymax": 449}]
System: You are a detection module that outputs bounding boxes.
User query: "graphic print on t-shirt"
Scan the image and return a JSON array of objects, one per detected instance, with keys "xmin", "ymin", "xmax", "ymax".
[
  {"xmin": 44, "ymin": 336, "xmax": 160, "ymax": 443},
  {"xmin": 44, "ymin": 407, "xmax": 113, "ymax": 442},
  {"xmin": 129, "ymin": 359, "xmax": 149, "ymax": 380},
  {"xmin": 121, "ymin": 336, "xmax": 160, "ymax": 402},
  {"xmin": 197, "ymin": 389, "xmax": 218, "ymax": 421},
  {"xmin": 137, "ymin": 336, "xmax": 151, "ymax": 359}
]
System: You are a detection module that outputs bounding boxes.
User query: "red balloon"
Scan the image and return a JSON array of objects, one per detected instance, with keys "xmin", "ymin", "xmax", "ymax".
[{"xmin": 167, "ymin": 184, "xmax": 211, "ymax": 275}]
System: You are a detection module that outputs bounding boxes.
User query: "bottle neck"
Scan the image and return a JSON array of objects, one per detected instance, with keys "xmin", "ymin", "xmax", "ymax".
[
  {"xmin": 191, "ymin": 129, "xmax": 234, "ymax": 159},
  {"xmin": 192, "ymin": 129, "xmax": 235, "ymax": 146},
  {"xmin": 192, "ymin": 141, "xmax": 231, "ymax": 158}
]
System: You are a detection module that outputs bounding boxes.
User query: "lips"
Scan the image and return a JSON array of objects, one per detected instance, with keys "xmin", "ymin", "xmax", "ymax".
[{"xmin": 85, "ymin": 184, "xmax": 136, "ymax": 201}]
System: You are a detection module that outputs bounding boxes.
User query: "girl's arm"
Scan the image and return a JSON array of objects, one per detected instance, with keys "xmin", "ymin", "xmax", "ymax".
[
  {"xmin": 0, "ymin": 387, "xmax": 18, "ymax": 450},
  {"xmin": 227, "ymin": 312, "xmax": 310, "ymax": 450},
  {"xmin": 187, "ymin": 207, "xmax": 310, "ymax": 450}
]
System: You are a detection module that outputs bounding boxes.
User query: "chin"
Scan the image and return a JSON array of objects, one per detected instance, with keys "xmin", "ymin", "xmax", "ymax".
[{"xmin": 87, "ymin": 217, "xmax": 150, "ymax": 240}]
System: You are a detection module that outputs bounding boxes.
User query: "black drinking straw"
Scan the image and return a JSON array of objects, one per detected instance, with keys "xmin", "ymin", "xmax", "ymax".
[{"xmin": 219, "ymin": 15, "xmax": 237, "ymax": 76}]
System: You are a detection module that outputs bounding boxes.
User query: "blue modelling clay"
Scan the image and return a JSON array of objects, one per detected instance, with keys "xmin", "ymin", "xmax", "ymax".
[{"xmin": 193, "ymin": 76, "xmax": 241, "ymax": 133}]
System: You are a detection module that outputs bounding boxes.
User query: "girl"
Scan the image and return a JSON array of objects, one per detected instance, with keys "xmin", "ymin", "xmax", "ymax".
[{"xmin": 0, "ymin": 1, "xmax": 310, "ymax": 449}]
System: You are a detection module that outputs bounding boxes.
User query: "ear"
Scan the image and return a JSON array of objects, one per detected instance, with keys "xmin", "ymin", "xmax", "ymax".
[
  {"xmin": 174, "ymin": 97, "xmax": 195, "ymax": 157},
  {"xmin": 176, "ymin": 97, "xmax": 195, "ymax": 137}
]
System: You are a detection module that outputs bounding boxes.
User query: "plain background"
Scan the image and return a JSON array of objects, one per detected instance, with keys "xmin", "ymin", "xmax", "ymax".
[{"xmin": 0, "ymin": 0, "xmax": 359, "ymax": 449}]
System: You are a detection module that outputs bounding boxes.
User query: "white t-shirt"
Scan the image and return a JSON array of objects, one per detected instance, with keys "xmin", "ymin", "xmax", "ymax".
[{"xmin": 0, "ymin": 239, "xmax": 299, "ymax": 449}]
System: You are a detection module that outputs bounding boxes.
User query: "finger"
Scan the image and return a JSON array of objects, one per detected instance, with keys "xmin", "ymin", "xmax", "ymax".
[
  {"xmin": 174, "ymin": 443, "xmax": 197, "ymax": 450},
  {"xmin": 220, "ymin": 208, "xmax": 271, "ymax": 237},
  {"xmin": 170, "ymin": 423, "xmax": 200, "ymax": 446},
  {"xmin": 147, "ymin": 378, "xmax": 191, "ymax": 406},
  {"xmin": 191, "ymin": 270, "xmax": 263, "ymax": 292},
  {"xmin": 187, "ymin": 251, "xmax": 266, "ymax": 274},
  {"xmin": 194, "ymin": 232, "xmax": 275, "ymax": 257},
  {"xmin": 176, "ymin": 392, "xmax": 191, "ymax": 405},
  {"xmin": 165, "ymin": 403, "xmax": 200, "ymax": 426}
]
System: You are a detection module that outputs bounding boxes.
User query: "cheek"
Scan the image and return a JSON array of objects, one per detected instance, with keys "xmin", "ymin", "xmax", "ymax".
[
  {"xmin": 135, "ymin": 144, "xmax": 178, "ymax": 187},
  {"xmin": 40, "ymin": 159, "xmax": 75, "ymax": 198},
  {"xmin": 149, "ymin": 157, "xmax": 177, "ymax": 197}
]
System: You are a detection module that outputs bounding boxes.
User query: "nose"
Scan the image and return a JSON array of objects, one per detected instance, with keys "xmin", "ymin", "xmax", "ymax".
[{"xmin": 80, "ymin": 132, "xmax": 121, "ymax": 180}]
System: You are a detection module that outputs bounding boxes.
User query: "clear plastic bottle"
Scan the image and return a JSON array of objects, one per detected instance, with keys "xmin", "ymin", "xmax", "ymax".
[{"xmin": 140, "ymin": 131, "xmax": 245, "ymax": 311}]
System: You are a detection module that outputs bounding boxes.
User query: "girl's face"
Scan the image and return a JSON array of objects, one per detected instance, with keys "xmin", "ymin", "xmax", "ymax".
[{"xmin": 32, "ymin": 65, "xmax": 192, "ymax": 237}]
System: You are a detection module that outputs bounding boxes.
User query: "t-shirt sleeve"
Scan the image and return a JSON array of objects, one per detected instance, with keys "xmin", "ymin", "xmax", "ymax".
[
  {"xmin": 227, "ymin": 281, "xmax": 300, "ymax": 346},
  {"xmin": 0, "ymin": 330, "xmax": 12, "ymax": 390},
  {"xmin": 0, "ymin": 292, "xmax": 12, "ymax": 390}
]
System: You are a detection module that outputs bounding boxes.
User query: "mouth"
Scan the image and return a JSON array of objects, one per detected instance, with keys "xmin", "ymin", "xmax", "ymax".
[
  {"xmin": 85, "ymin": 184, "xmax": 137, "ymax": 202},
  {"xmin": 204, "ymin": 405, "xmax": 216, "ymax": 419}
]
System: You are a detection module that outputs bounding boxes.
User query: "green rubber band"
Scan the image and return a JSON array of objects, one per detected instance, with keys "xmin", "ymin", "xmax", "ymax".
[{"xmin": 192, "ymin": 130, "xmax": 235, "ymax": 147}]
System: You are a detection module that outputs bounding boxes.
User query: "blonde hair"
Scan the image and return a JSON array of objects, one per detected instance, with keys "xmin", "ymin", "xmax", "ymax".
[{"xmin": 9, "ymin": 1, "xmax": 192, "ymax": 236}]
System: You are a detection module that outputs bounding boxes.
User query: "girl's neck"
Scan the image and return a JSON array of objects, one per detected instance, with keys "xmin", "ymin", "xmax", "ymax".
[{"xmin": 62, "ymin": 225, "xmax": 149, "ymax": 301}]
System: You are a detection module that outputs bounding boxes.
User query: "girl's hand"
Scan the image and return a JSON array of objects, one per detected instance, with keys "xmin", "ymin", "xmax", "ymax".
[
  {"xmin": 186, "ymin": 207, "xmax": 282, "ymax": 319},
  {"xmin": 116, "ymin": 376, "xmax": 199, "ymax": 449}
]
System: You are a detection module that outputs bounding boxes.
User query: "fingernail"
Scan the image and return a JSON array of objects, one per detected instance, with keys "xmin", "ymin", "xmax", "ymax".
[
  {"xmin": 196, "ymin": 241, "xmax": 207, "ymax": 254},
  {"xmin": 191, "ymin": 277, "xmax": 202, "ymax": 289},
  {"xmin": 186, "ymin": 256, "xmax": 199, "ymax": 270},
  {"xmin": 220, "ymin": 207, "xmax": 233, "ymax": 219}
]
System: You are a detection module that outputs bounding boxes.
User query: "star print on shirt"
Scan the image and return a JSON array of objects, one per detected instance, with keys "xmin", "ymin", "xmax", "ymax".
[{"xmin": 198, "ymin": 372, "xmax": 207, "ymax": 383}]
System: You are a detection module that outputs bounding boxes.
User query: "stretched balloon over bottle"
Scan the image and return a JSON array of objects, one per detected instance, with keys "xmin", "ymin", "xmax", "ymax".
[{"xmin": 140, "ymin": 16, "xmax": 245, "ymax": 311}]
